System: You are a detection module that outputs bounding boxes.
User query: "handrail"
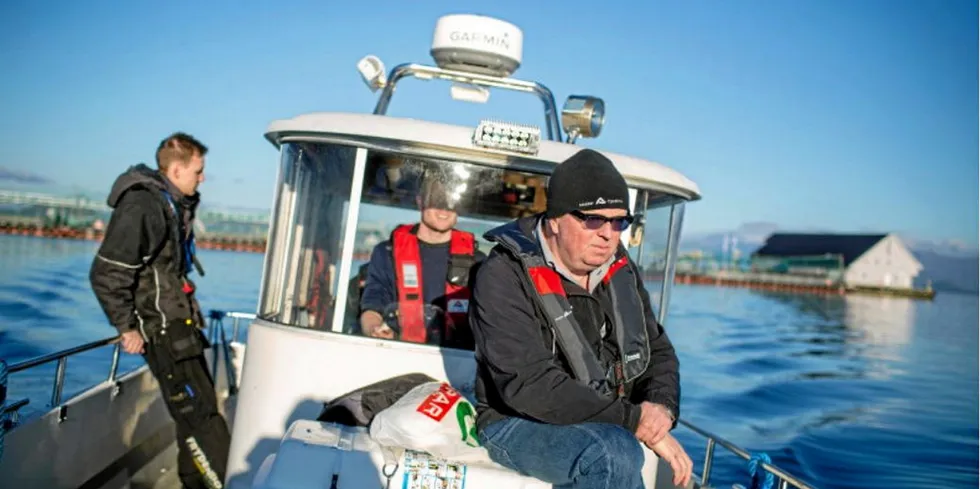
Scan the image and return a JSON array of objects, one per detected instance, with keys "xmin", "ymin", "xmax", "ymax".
[
  {"xmin": 8, "ymin": 335, "xmax": 121, "ymax": 409},
  {"xmin": 2, "ymin": 310, "xmax": 256, "ymax": 421},
  {"xmin": 676, "ymin": 418, "xmax": 816, "ymax": 489},
  {"xmin": 372, "ymin": 62, "xmax": 563, "ymax": 142},
  {"xmin": 8, "ymin": 336, "xmax": 119, "ymax": 374},
  {"xmin": 1, "ymin": 398, "xmax": 29, "ymax": 416}
]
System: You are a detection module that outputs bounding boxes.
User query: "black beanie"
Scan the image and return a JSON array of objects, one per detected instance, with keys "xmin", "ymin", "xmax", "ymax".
[{"xmin": 545, "ymin": 149, "xmax": 630, "ymax": 218}]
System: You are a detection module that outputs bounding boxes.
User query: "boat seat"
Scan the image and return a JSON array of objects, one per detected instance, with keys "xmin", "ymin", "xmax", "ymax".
[
  {"xmin": 250, "ymin": 419, "xmax": 675, "ymax": 489},
  {"xmin": 232, "ymin": 322, "xmax": 687, "ymax": 488},
  {"xmin": 251, "ymin": 419, "xmax": 550, "ymax": 489}
]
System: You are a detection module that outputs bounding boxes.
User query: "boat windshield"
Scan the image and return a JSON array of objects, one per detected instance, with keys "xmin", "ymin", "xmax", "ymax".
[{"xmin": 257, "ymin": 141, "xmax": 686, "ymax": 349}]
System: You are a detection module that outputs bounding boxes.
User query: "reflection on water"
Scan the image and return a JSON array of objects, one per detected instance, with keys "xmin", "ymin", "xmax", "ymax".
[
  {"xmin": 669, "ymin": 286, "xmax": 978, "ymax": 489},
  {"xmin": 0, "ymin": 236, "xmax": 976, "ymax": 489}
]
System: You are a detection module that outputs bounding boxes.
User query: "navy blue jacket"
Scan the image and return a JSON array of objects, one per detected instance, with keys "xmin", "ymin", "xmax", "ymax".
[{"xmin": 359, "ymin": 236, "xmax": 486, "ymax": 348}]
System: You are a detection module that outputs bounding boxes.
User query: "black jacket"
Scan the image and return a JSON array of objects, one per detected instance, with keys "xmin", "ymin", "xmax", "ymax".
[
  {"xmin": 89, "ymin": 164, "xmax": 204, "ymax": 337},
  {"xmin": 469, "ymin": 215, "xmax": 680, "ymax": 433}
]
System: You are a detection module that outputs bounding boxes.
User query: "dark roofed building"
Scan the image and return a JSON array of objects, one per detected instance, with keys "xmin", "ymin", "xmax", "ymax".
[
  {"xmin": 753, "ymin": 232, "xmax": 923, "ymax": 289},
  {"xmin": 753, "ymin": 233, "xmax": 888, "ymax": 267}
]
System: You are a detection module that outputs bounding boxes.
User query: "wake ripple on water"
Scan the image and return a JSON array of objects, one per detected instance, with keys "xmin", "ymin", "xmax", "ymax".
[
  {"xmin": 0, "ymin": 298, "xmax": 60, "ymax": 323},
  {"xmin": 668, "ymin": 286, "xmax": 978, "ymax": 489}
]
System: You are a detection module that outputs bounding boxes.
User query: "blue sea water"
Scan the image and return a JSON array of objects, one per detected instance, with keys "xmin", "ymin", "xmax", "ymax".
[{"xmin": 0, "ymin": 235, "xmax": 976, "ymax": 488}]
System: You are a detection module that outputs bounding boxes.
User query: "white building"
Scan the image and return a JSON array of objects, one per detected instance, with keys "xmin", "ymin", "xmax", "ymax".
[{"xmin": 753, "ymin": 232, "xmax": 924, "ymax": 289}]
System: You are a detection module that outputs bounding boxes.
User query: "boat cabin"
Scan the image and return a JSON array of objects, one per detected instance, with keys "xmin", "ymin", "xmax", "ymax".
[{"xmin": 228, "ymin": 13, "xmax": 701, "ymax": 489}]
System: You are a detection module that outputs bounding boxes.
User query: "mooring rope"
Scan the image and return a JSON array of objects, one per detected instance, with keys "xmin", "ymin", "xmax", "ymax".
[{"xmin": 748, "ymin": 452, "xmax": 776, "ymax": 489}]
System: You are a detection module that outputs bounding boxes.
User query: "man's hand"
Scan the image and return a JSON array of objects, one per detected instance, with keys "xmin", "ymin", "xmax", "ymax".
[
  {"xmin": 120, "ymin": 330, "xmax": 145, "ymax": 354},
  {"xmin": 360, "ymin": 311, "xmax": 394, "ymax": 339},
  {"xmin": 646, "ymin": 433, "xmax": 693, "ymax": 487},
  {"xmin": 635, "ymin": 401, "xmax": 673, "ymax": 446},
  {"xmin": 369, "ymin": 324, "xmax": 395, "ymax": 339}
]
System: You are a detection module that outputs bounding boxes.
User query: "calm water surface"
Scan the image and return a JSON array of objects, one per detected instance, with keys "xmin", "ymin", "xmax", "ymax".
[{"xmin": 0, "ymin": 235, "xmax": 976, "ymax": 488}]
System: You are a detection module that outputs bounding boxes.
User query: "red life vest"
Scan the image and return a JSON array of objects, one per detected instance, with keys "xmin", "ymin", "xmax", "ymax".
[
  {"xmin": 484, "ymin": 219, "xmax": 651, "ymax": 398},
  {"xmin": 391, "ymin": 224, "xmax": 475, "ymax": 344},
  {"xmin": 527, "ymin": 256, "xmax": 629, "ymax": 298},
  {"xmin": 526, "ymin": 256, "xmax": 631, "ymax": 396},
  {"xmin": 308, "ymin": 249, "xmax": 332, "ymax": 329}
]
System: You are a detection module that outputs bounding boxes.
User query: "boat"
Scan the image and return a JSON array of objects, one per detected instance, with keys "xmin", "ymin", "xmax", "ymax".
[{"xmin": 0, "ymin": 13, "xmax": 817, "ymax": 489}]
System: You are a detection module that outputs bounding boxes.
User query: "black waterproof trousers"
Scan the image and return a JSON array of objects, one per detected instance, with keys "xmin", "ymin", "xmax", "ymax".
[{"xmin": 143, "ymin": 326, "xmax": 230, "ymax": 489}]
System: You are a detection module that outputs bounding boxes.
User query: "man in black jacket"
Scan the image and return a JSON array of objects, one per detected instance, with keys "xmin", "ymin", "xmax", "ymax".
[
  {"xmin": 469, "ymin": 149, "xmax": 692, "ymax": 489},
  {"xmin": 90, "ymin": 132, "xmax": 229, "ymax": 489}
]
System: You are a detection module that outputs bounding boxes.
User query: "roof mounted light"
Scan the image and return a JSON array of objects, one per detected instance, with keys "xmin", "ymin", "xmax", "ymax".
[
  {"xmin": 357, "ymin": 55, "xmax": 387, "ymax": 92},
  {"xmin": 473, "ymin": 120, "xmax": 540, "ymax": 155},
  {"xmin": 561, "ymin": 95, "xmax": 605, "ymax": 143}
]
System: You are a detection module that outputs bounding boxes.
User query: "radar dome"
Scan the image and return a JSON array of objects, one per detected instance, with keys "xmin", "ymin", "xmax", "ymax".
[{"xmin": 430, "ymin": 14, "xmax": 523, "ymax": 77}]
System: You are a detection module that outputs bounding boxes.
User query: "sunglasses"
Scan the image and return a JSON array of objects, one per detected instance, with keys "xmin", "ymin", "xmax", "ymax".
[{"xmin": 569, "ymin": 210, "xmax": 634, "ymax": 231}]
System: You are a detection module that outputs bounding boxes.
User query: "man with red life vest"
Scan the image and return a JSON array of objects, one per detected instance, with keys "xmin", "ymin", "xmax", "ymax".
[
  {"xmin": 359, "ymin": 173, "xmax": 485, "ymax": 349},
  {"xmin": 469, "ymin": 149, "xmax": 693, "ymax": 489}
]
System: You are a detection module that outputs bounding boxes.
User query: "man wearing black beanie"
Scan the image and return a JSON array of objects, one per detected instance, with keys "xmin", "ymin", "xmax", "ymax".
[
  {"xmin": 469, "ymin": 149, "xmax": 692, "ymax": 488},
  {"xmin": 544, "ymin": 148, "xmax": 632, "ymax": 218}
]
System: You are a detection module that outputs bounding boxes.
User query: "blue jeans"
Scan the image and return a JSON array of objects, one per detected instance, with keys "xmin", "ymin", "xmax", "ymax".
[{"xmin": 479, "ymin": 417, "xmax": 645, "ymax": 489}]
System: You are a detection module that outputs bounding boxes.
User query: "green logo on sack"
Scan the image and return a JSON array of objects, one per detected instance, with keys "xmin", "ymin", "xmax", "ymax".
[{"xmin": 455, "ymin": 401, "xmax": 480, "ymax": 447}]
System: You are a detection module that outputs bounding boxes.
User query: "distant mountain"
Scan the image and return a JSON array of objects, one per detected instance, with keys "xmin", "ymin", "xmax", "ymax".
[
  {"xmin": 0, "ymin": 166, "xmax": 53, "ymax": 185},
  {"xmin": 898, "ymin": 235, "xmax": 978, "ymax": 259},
  {"xmin": 679, "ymin": 221, "xmax": 782, "ymax": 255},
  {"xmin": 0, "ymin": 175, "xmax": 106, "ymax": 203},
  {"xmin": 912, "ymin": 250, "xmax": 979, "ymax": 294}
]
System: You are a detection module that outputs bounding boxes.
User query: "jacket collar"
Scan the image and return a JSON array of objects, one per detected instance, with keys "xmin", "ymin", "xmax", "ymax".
[{"xmin": 534, "ymin": 216, "xmax": 616, "ymax": 294}]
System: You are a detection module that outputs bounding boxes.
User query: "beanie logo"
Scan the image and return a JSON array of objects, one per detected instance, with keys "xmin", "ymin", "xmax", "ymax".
[{"xmin": 577, "ymin": 197, "xmax": 624, "ymax": 208}]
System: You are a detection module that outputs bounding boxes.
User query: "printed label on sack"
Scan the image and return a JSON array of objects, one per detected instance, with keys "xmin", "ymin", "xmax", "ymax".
[
  {"xmin": 402, "ymin": 449, "xmax": 467, "ymax": 489},
  {"xmin": 455, "ymin": 401, "xmax": 480, "ymax": 447},
  {"xmin": 416, "ymin": 383, "xmax": 462, "ymax": 422}
]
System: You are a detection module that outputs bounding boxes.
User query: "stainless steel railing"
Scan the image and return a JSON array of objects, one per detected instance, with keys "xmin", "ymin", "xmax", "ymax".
[
  {"xmin": 676, "ymin": 419, "xmax": 817, "ymax": 489},
  {"xmin": 2, "ymin": 310, "xmax": 254, "ymax": 424},
  {"xmin": 372, "ymin": 63, "xmax": 563, "ymax": 142},
  {"xmin": 7, "ymin": 335, "xmax": 122, "ymax": 411},
  {"xmin": 207, "ymin": 310, "xmax": 257, "ymax": 396}
]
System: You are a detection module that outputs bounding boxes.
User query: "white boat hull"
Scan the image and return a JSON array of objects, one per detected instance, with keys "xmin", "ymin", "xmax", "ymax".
[
  {"xmin": 0, "ymin": 343, "xmax": 244, "ymax": 489},
  {"xmin": 0, "ymin": 365, "xmax": 176, "ymax": 488}
]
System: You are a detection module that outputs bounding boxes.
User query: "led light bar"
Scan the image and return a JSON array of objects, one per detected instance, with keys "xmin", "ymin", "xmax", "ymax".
[{"xmin": 473, "ymin": 120, "xmax": 541, "ymax": 155}]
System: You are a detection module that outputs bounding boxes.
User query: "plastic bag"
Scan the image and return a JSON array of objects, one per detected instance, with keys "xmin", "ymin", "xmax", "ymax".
[{"xmin": 369, "ymin": 381, "xmax": 493, "ymax": 463}]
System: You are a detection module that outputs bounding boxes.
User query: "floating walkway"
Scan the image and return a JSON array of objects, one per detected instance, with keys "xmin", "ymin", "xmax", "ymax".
[
  {"xmin": 674, "ymin": 270, "xmax": 935, "ymax": 300},
  {"xmin": 0, "ymin": 223, "xmax": 267, "ymax": 253}
]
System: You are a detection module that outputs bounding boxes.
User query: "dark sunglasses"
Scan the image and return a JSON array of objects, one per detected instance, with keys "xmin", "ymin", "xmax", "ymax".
[{"xmin": 569, "ymin": 210, "xmax": 634, "ymax": 231}]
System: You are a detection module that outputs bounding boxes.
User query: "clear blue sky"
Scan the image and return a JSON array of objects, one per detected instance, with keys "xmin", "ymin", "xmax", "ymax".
[{"xmin": 1, "ymin": 0, "xmax": 976, "ymax": 245}]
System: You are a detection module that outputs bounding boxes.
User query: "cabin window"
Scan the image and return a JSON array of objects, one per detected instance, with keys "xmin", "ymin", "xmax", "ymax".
[
  {"xmin": 627, "ymin": 191, "xmax": 685, "ymax": 324},
  {"xmin": 258, "ymin": 141, "xmax": 690, "ymax": 345},
  {"xmin": 342, "ymin": 149, "xmax": 551, "ymax": 348},
  {"xmin": 258, "ymin": 142, "xmax": 553, "ymax": 341},
  {"xmin": 258, "ymin": 142, "xmax": 358, "ymax": 327}
]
